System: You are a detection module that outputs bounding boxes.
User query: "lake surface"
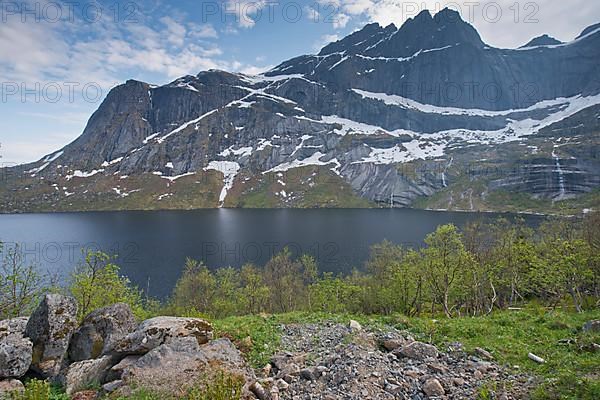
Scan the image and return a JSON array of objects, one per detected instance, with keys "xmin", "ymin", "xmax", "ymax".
[{"xmin": 0, "ymin": 209, "xmax": 544, "ymax": 298}]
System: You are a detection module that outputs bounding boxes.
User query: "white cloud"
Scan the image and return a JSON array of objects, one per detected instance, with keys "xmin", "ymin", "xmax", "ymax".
[
  {"xmin": 314, "ymin": 34, "xmax": 340, "ymax": 51},
  {"xmin": 224, "ymin": 0, "xmax": 268, "ymax": 28},
  {"xmin": 333, "ymin": 13, "xmax": 351, "ymax": 29}
]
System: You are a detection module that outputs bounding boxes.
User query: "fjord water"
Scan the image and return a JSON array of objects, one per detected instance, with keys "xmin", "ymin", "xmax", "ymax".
[{"xmin": 0, "ymin": 209, "xmax": 543, "ymax": 298}]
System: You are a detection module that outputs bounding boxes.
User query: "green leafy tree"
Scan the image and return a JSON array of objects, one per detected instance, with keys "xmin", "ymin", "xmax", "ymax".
[
  {"xmin": 422, "ymin": 224, "xmax": 474, "ymax": 317},
  {"xmin": 171, "ymin": 258, "xmax": 217, "ymax": 316},
  {"xmin": 0, "ymin": 243, "xmax": 45, "ymax": 319},
  {"xmin": 69, "ymin": 250, "xmax": 144, "ymax": 320}
]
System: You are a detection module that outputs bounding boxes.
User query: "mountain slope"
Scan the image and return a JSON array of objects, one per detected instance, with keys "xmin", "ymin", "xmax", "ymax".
[{"xmin": 2, "ymin": 9, "xmax": 600, "ymax": 214}]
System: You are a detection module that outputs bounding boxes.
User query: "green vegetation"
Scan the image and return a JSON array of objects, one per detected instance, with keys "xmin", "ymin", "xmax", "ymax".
[
  {"xmin": 162, "ymin": 214, "xmax": 600, "ymax": 319},
  {"xmin": 8, "ymin": 380, "xmax": 69, "ymax": 400},
  {"xmin": 69, "ymin": 251, "xmax": 149, "ymax": 321},
  {"xmin": 1, "ymin": 212, "xmax": 599, "ymax": 399}
]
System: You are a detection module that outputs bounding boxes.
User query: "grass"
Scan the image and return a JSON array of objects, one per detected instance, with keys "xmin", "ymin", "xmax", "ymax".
[{"xmin": 213, "ymin": 306, "xmax": 600, "ymax": 399}]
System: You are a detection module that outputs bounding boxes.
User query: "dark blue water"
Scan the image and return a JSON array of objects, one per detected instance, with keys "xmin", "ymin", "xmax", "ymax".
[{"xmin": 0, "ymin": 209, "xmax": 544, "ymax": 298}]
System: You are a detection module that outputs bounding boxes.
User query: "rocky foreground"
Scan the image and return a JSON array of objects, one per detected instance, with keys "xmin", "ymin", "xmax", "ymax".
[{"xmin": 0, "ymin": 294, "xmax": 546, "ymax": 399}]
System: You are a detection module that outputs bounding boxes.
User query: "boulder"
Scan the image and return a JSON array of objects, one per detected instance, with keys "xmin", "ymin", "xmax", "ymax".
[
  {"xmin": 0, "ymin": 318, "xmax": 28, "ymax": 340},
  {"xmin": 422, "ymin": 378, "xmax": 445, "ymax": 397},
  {"xmin": 25, "ymin": 294, "xmax": 78, "ymax": 378},
  {"xmin": 63, "ymin": 355, "xmax": 115, "ymax": 395},
  {"xmin": 116, "ymin": 337, "xmax": 254, "ymax": 397},
  {"xmin": 106, "ymin": 355, "xmax": 140, "ymax": 382},
  {"xmin": 68, "ymin": 303, "xmax": 137, "ymax": 362},
  {"xmin": 394, "ymin": 341, "xmax": 439, "ymax": 360},
  {"xmin": 0, "ymin": 318, "xmax": 33, "ymax": 379},
  {"xmin": 0, "ymin": 379, "xmax": 24, "ymax": 396},
  {"xmin": 0, "ymin": 337, "xmax": 33, "ymax": 379},
  {"xmin": 108, "ymin": 316, "xmax": 212, "ymax": 356}
]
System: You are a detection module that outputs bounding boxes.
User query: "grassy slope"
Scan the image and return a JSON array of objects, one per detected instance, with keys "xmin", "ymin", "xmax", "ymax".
[{"xmin": 215, "ymin": 307, "xmax": 600, "ymax": 399}]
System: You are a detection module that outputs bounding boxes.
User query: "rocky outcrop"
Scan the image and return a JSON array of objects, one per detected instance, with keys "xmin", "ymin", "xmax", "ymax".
[
  {"xmin": 0, "ymin": 297, "xmax": 252, "ymax": 399},
  {"xmin": 0, "ymin": 318, "xmax": 32, "ymax": 379},
  {"xmin": 256, "ymin": 322, "xmax": 534, "ymax": 399},
  {"xmin": 63, "ymin": 356, "xmax": 115, "ymax": 395},
  {"xmin": 113, "ymin": 337, "xmax": 255, "ymax": 397},
  {"xmin": 108, "ymin": 316, "xmax": 213, "ymax": 355},
  {"xmin": 25, "ymin": 294, "xmax": 78, "ymax": 378},
  {"xmin": 68, "ymin": 303, "xmax": 137, "ymax": 362}
]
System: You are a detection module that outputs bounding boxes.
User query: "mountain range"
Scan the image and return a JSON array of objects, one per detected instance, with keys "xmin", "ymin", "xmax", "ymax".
[{"xmin": 2, "ymin": 8, "xmax": 600, "ymax": 213}]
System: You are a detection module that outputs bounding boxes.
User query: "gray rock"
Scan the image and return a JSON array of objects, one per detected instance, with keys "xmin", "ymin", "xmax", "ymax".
[
  {"xmin": 0, "ymin": 379, "xmax": 24, "ymax": 396},
  {"xmin": 583, "ymin": 320, "xmax": 600, "ymax": 332},
  {"xmin": 0, "ymin": 318, "xmax": 28, "ymax": 340},
  {"xmin": 117, "ymin": 337, "xmax": 255, "ymax": 397},
  {"xmin": 0, "ymin": 318, "xmax": 33, "ymax": 379},
  {"xmin": 25, "ymin": 294, "xmax": 78, "ymax": 378},
  {"xmin": 475, "ymin": 347, "xmax": 494, "ymax": 360},
  {"xmin": 63, "ymin": 355, "xmax": 115, "ymax": 395},
  {"xmin": 102, "ymin": 379, "xmax": 123, "ymax": 393},
  {"xmin": 0, "ymin": 337, "xmax": 33, "ymax": 379},
  {"xmin": 422, "ymin": 378, "xmax": 445, "ymax": 397},
  {"xmin": 68, "ymin": 303, "xmax": 137, "ymax": 362},
  {"xmin": 349, "ymin": 320, "xmax": 362, "ymax": 332},
  {"xmin": 108, "ymin": 316, "xmax": 212, "ymax": 356},
  {"xmin": 395, "ymin": 341, "xmax": 439, "ymax": 360}
]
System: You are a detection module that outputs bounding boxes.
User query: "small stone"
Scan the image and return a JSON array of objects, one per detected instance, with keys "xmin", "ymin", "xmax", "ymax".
[
  {"xmin": 475, "ymin": 347, "xmax": 494, "ymax": 360},
  {"xmin": 583, "ymin": 320, "xmax": 600, "ymax": 332},
  {"xmin": 300, "ymin": 368, "xmax": 316, "ymax": 381},
  {"xmin": 422, "ymin": 378, "xmax": 445, "ymax": 397},
  {"xmin": 395, "ymin": 341, "xmax": 439, "ymax": 360},
  {"xmin": 453, "ymin": 377, "xmax": 466, "ymax": 386},
  {"xmin": 349, "ymin": 320, "xmax": 362, "ymax": 332},
  {"xmin": 276, "ymin": 378, "xmax": 289, "ymax": 390},
  {"xmin": 71, "ymin": 390, "xmax": 97, "ymax": 400},
  {"xmin": 474, "ymin": 370, "xmax": 484, "ymax": 379},
  {"xmin": 0, "ymin": 379, "xmax": 25, "ymax": 396},
  {"xmin": 102, "ymin": 380, "xmax": 123, "ymax": 393},
  {"xmin": 382, "ymin": 338, "xmax": 405, "ymax": 351}
]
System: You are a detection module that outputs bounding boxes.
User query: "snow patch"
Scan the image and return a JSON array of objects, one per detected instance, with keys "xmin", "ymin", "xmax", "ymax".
[{"xmin": 204, "ymin": 161, "xmax": 241, "ymax": 206}]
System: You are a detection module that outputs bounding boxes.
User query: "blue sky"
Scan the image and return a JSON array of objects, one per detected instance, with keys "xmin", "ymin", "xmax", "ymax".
[{"xmin": 1, "ymin": 0, "xmax": 599, "ymax": 164}]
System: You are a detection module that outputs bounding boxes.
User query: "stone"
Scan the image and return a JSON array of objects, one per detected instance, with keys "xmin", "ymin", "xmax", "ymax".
[
  {"xmin": 422, "ymin": 378, "xmax": 445, "ymax": 397},
  {"xmin": 475, "ymin": 347, "xmax": 494, "ymax": 360},
  {"xmin": 0, "ymin": 318, "xmax": 28, "ymax": 340},
  {"xmin": 25, "ymin": 294, "xmax": 78, "ymax": 378},
  {"xmin": 0, "ymin": 337, "xmax": 33, "ymax": 379},
  {"xmin": 118, "ymin": 337, "xmax": 255, "ymax": 397},
  {"xmin": 583, "ymin": 320, "xmax": 600, "ymax": 332},
  {"xmin": 349, "ymin": 320, "xmax": 362, "ymax": 332},
  {"xmin": 382, "ymin": 338, "xmax": 406, "ymax": 352},
  {"xmin": 63, "ymin": 355, "xmax": 115, "ymax": 395},
  {"xmin": 71, "ymin": 390, "xmax": 97, "ymax": 400},
  {"xmin": 395, "ymin": 341, "xmax": 439, "ymax": 360},
  {"xmin": 300, "ymin": 367, "xmax": 316, "ymax": 381},
  {"xmin": 68, "ymin": 303, "xmax": 137, "ymax": 362},
  {"xmin": 109, "ymin": 317, "xmax": 212, "ymax": 356},
  {"xmin": 106, "ymin": 355, "xmax": 141, "ymax": 382},
  {"xmin": 0, "ymin": 318, "xmax": 33, "ymax": 379},
  {"xmin": 0, "ymin": 379, "xmax": 25, "ymax": 396},
  {"xmin": 102, "ymin": 380, "xmax": 123, "ymax": 393}
]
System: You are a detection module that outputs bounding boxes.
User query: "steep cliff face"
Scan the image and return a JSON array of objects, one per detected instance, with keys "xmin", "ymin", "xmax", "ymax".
[{"xmin": 2, "ymin": 9, "xmax": 600, "ymax": 213}]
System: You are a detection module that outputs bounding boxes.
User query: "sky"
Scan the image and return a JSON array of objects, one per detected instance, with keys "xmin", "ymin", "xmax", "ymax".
[{"xmin": 1, "ymin": 0, "xmax": 599, "ymax": 165}]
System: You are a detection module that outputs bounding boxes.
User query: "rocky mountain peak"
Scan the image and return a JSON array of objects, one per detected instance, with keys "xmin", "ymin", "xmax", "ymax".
[
  {"xmin": 520, "ymin": 34, "xmax": 563, "ymax": 48},
  {"xmin": 361, "ymin": 8, "xmax": 485, "ymax": 58},
  {"xmin": 577, "ymin": 22, "xmax": 600, "ymax": 40},
  {"xmin": 318, "ymin": 22, "xmax": 396, "ymax": 56}
]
